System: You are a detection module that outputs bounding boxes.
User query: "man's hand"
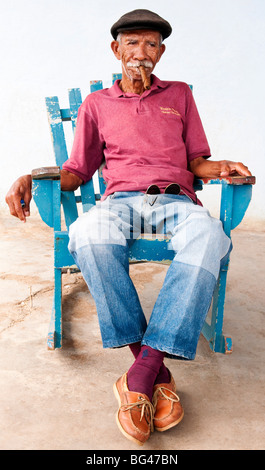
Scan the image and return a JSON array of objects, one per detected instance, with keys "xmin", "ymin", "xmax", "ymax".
[
  {"xmin": 5, "ymin": 174, "xmax": 32, "ymax": 222},
  {"xmin": 189, "ymin": 157, "xmax": 252, "ymax": 178},
  {"xmin": 5, "ymin": 170, "xmax": 83, "ymax": 222}
]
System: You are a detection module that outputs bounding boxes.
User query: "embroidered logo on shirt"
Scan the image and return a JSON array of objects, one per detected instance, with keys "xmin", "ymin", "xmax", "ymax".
[{"xmin": 160, "ymin": 106, "xmax": 181, "ymax": 116}]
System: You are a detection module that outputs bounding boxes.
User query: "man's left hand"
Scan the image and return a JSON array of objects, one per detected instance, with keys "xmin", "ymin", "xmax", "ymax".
[{"xmin": 189, "ymin": 157, "xmax": 252, "ymax": 178}]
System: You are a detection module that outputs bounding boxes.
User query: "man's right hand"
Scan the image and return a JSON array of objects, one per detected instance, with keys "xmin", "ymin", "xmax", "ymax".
[
  {"xmin": 5, "ymin": 174, "xmax": 32, "ymax": 222},
  {"xmin": 5, "ymin": 170, "xmax": 83, "ymax": 222}
]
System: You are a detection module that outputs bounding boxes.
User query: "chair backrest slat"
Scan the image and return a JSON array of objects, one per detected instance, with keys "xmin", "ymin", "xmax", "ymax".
[
  {"xmin": 68, "ymin": 88, "xmax": 82, "ymax": 131},
  {"xmin": 46, "ymin": 96, "xmax": 69, "ymax": 168},
  {"xmin": 68, "ymin": 88, "xmax": 97, "ymax": 213},
  {"xmin": 90, "ymin": 80, "xmax": 103, "ymax": 93},
  {"xmin": 60, "ymin": 109, "xmax": 71, "ymax": 121},
  {"xmin": 45, "ymin": 96, "xmax": 78, "ymax": 227},
  {"xmin": 112, "ymin": 73, "xmax": 122, "ymax": 84},
  {"xmin": 87, "ymin": 80, "xmax": 107, "ymax": 196}
]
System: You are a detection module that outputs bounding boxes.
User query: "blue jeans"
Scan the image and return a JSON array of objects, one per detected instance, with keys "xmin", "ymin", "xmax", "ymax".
[{"xmin": 68, "ymin": 192, "xmax": 232, "ymax": 360}]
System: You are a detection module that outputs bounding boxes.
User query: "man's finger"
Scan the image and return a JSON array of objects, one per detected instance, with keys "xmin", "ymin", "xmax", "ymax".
[
  {"xmin": 13, "ymin": 198, "xmax": 26, "ymax": 222},
  {"xmin": 220, "ymin": 161, "xmax": 252, "ymax": 177},
  {"xmin": 235, "ymin": 162, "xmax": 252, "ymax": 176},
  {"xmin": 23, "ymin": 191, "xmax": 32, "ymax": 217}
]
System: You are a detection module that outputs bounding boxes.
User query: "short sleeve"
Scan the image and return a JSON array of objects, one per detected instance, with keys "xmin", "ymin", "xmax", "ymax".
[{"xmin": 62, "ymin": 106, "xmax": 104, "ymax": 182}]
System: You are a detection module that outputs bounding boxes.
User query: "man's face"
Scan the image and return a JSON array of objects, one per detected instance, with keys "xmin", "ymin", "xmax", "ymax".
[{"xmin": 111, "ymin": 30, "xmax": 165, "ymax": 82}]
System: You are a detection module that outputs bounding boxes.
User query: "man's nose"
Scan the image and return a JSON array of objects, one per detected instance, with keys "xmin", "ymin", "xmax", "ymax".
[{"xmin": 133, "ymin": 44, "xmax": 147, "ymax": 61}]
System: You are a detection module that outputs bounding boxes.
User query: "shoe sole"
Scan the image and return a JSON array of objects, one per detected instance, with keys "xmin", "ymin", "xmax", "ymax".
[
  {"xmin": 154, "ymin": 409, "xmax": 184, "ymax": 432},
  {"xmin": 113, "ymin": 382, "xmax": 146, "ymax": 446}
]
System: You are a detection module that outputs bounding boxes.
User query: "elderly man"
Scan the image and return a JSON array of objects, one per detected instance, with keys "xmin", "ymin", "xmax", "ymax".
[{"xmin": 6, "ymin": 9, "xmax": 251, "ymax": 446}]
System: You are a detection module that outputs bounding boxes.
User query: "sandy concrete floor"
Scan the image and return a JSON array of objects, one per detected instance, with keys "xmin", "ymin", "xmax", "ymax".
[{"xmin": 0, "ymin": 214, "xmax": 264, "ymax": 451}]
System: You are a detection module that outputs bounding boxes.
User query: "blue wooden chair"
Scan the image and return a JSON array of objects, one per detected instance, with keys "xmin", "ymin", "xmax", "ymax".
[{"xmin": 32, "ymin": 74, "xmax": 255, "ymax": 354}]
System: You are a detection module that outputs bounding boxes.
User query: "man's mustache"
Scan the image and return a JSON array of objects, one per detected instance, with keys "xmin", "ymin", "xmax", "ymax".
[{"xmin": 126, "ymin": 61, "xmax": 153, "ymax": 69}]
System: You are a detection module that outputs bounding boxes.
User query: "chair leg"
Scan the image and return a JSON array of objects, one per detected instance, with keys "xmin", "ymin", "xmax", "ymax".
[
  {"xmin": 47, "ymin": 268, "xmax": 62, "ymax": 349},
  {"xmin": 211, "ymin": 267, "xmax": 232, "ymax": 354},
  {"xmin": 202, "ymin": 266, "xmax": 233, "ymax": 354}
]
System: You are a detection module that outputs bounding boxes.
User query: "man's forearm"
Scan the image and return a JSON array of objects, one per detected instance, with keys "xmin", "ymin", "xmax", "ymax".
[
  {"xmin": 60, "ymin": 169, "xmax": 83, "ymax": 191},
  {"xmin": 189, "ymin": 157, "xmax": 223, "ymax": 178}
]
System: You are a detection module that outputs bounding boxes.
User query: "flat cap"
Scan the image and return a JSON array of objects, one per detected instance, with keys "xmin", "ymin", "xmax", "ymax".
[{"xmin": 111, "ymin": 9, "xmax": 172, "ymax": 40}]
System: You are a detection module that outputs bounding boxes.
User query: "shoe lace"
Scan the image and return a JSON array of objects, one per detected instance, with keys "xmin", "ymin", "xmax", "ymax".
[
  {"xmin": 121, "ymin": 397, "xmax": 155, "ymax": 432},
  {"xmin": 152, "ymin": 386, "xmax": 180, "ymax": 409}
]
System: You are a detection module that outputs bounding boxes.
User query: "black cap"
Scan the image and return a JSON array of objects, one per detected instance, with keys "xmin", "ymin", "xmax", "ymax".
[{"xmin": 111, "ymin": 9, "xmax": 172, "ymax": 40}]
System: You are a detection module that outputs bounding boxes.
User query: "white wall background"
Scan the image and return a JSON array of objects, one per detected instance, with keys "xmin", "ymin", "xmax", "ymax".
[{"xmin": 1, "ymin": 0, "xmax": 264, "ymax": 223}]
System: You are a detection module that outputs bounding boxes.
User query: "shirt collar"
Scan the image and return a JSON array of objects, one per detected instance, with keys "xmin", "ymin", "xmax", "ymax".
[{"xmin": 108, "ymin": 74, "xmax": 168, "ymax": 98}]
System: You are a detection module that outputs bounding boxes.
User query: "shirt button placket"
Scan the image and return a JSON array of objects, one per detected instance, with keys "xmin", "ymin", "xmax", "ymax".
[{"xmin": 137, "ymin": 97, "xmax": 144, "ymax": 114}]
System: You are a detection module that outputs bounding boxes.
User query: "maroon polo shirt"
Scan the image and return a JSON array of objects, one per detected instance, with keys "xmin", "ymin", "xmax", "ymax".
[{"xmin": 63, "ymin": 75, "xmax": 211, "ymax": 202}]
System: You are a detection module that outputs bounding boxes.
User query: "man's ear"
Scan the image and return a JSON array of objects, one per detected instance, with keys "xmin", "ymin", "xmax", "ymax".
[
  {"xmin": 158, "ymin": 43, "xmax": 166, "ymax": 62},
  {"xmin": 111, "ymin": 40, "xmax": 121, "ymax": 60}
]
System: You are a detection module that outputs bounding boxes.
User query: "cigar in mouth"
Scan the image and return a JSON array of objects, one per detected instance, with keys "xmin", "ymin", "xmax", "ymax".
[{"xmin": 139, "ymin": 65, "xmax": 151, "ymax": 90}]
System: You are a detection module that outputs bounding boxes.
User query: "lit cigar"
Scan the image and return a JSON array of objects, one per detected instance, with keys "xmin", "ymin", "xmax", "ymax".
[{"xmin": 139, "ymin": 65, "xmax": 151, "ymax": 90}]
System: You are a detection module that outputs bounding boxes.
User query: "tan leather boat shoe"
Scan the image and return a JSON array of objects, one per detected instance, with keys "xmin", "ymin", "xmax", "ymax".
[
  {"xmin": 152, "ymin": 373, "xmax": 184, "ymax": 432},
  {"xmin": 113, "ymin": 372, "xmax": 154, "ymax": 446}
]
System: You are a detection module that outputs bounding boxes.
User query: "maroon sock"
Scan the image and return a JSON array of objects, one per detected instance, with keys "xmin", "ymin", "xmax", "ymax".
[
  {"xmin": 129, "ymin": 342, "xmax": 141, "ymax": 358},
  {"xmin": 128, "ymin": 342, "xmax": 170, "ymax": 385},
  {"xmin": 127, "ymin": 345, "xmax": 166, "ymax": 401},
  {"xmin": 155, "ymin": 364, "xmax": 170, "ymax": 385}
]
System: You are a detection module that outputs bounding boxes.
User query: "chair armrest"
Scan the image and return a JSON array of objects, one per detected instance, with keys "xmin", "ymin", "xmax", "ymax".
[
  {"xmin": 32, "ymin": 166, "xmax": 61, "ymax": 180},
  {"xmin": 195, "ymin": 175, "xmax": 256, "ymax": 186},
  {"xmin": 194, "ymin": 175, "xmax": 256, "ymax": 236},
  {"xmin": 32, "ymin": 167, "xmax": 61, "ymax": 229},
  {"xmin": 32, "ymin": 166, "xmax": 79, "ymax": 230}
]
